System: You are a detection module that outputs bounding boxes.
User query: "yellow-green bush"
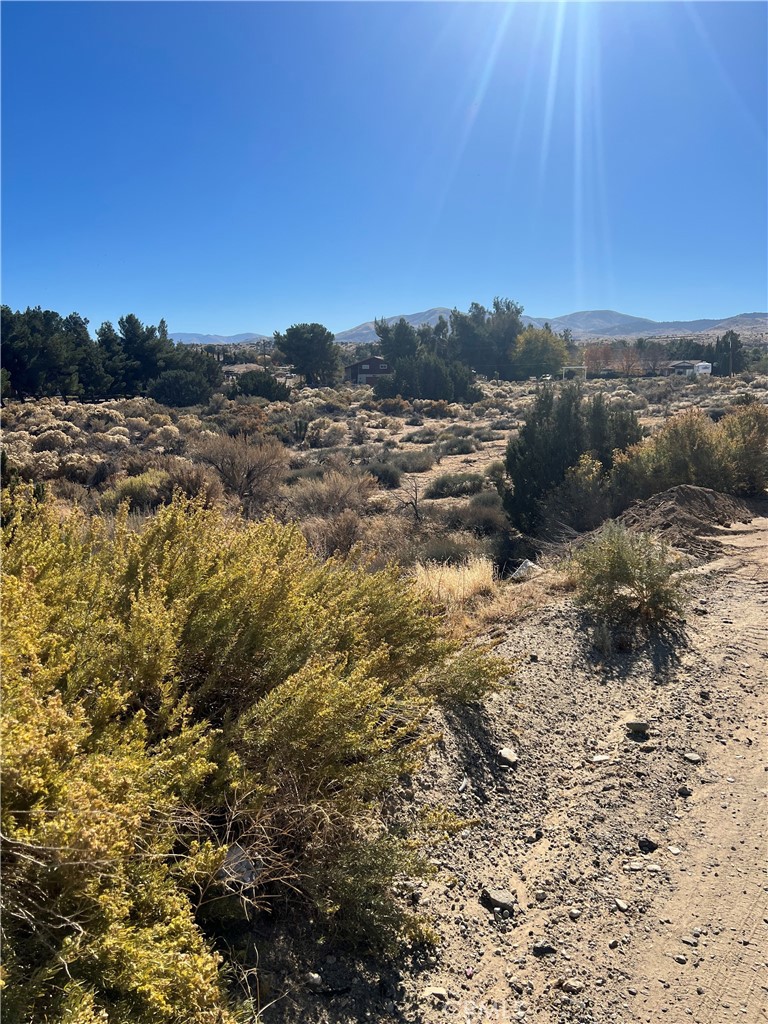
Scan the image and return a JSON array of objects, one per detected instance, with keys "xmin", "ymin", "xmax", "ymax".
[
  {"xmin": 571, "ymin": 523, "xmax": 685, "ymax": 628},
  {"xmin": 1, "ymin": 489, "xmax": 502, "ymax": 1021},
  {"xmin": 610, "ymin": 405, "xmax": 768, "ymax": 508}
]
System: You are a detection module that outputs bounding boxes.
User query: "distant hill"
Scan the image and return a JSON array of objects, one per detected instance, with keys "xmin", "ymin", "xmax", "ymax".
[
  {"xmin": 333, "ymin": 308, "xmax": 453, "ymax": 346},
  {"xmin": 172, "ymin": 310, "xmax": 768, "ymax": 347},
  {"xmin": 537, "ymin": 310, "xmax": 768, "ymax": 339},
  {"xmin": 171, "ymin": 332, "xmax": 269, "ymax": 345},
  {"xmin": 334, "ymin": 308, "xmax": 767, "ymax": 344}
]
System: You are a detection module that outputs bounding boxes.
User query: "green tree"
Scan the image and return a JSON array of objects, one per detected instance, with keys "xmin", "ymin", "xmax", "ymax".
[
  {"xmin": 236, "ymin": 368, "xmax": 291, "ymax": 401},
  {"xmin": 714, "ymin": 330, "xmax": 745, "ymax": 376},
  {"xmin": 503, "ymin": 384, "xmax": 642, "ymax": 534},
  {"xmin": 149, "ymin": 368, "xmax": 215, "ymax": 406},
  {"xmin": 509, "ymin": 326, "xmax": 568, "ymax": 379},
  {"xmin": 274, "ymin": 323, "xmax": 340, "ymax": 386},
  {"xmin": 375, "ymin": 317, "xmax": 420, "ymax": 364}
]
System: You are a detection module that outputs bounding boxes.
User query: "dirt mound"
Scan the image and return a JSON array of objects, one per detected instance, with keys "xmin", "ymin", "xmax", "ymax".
[{"xmin": 617, "ymin": 485, "xmax": 754, "ymax": 556}]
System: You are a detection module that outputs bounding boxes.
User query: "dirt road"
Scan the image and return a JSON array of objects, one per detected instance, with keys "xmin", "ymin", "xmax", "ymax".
[
  {"xmin": 401, "ymin": 516, "xmax": 768, "ymax": 1024},
  {"xmin": 268, "ymin": 516, "xmax": 768, "ymax": 1024}
]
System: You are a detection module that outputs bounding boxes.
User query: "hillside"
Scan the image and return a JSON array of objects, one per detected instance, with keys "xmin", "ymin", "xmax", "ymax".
[{"xmin": 173, "ymin": 311, "xmax": 768, "ymax": 347}]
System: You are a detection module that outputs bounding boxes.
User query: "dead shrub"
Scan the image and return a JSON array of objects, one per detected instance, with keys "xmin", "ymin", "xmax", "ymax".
[
  {"xmin": 301, "ymin": 508, "xmax": 366, "ymax": 558},
  {"xmin": 32, "ymin": 430, "xmax": 72, "ymax": 452},
  {"xmin": 195, "ymin": 432, "xmax": 288, "ymax": 513},
  {"xmin": 286, "ymin": 469, "xmax": 378, "ymax": 519}
]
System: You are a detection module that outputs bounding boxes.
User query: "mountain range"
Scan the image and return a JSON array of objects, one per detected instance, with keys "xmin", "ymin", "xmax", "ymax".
[{"xmin": 171, "ymin": 310, "xmax": 767, "ymax": 347}]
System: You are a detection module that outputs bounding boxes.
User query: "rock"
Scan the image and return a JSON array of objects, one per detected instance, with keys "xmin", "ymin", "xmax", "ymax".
[
  {"xmin": 674, "ymin": 954, "xmax": 688, "ymax": 965},
  {"xmin": 562, "ymin": 978, "xmax": 584, "ymax": 994},
  {"xmin": 614, "ymin": 898, "xmax": 629, "ymax": 912},
  {"xmin": 535, "ymin": 890, "xmax": 547, "ymax": 903},
  {"xmin": 306, "ymin": 972, "xmax": 323, "ymax": 992},
  {"xmin": 678, "ymin": 784, "xmax": 693, "ymax": 797},
  {"xmin": 638, "ymin": 836, "xmax": 659, "ymax": 854},
  {"xmin": 626, "ymin": 719, "xmax": 649, "ymax": 734},
  {"xmin": 480, "ymin": 887, "xmax": 518, "ymax": 914},
  {"xmin": 532, "ymin": 940, "xmax": 557, "ymax": 957},
  {"xmin": 422, "ymin": 986, "xmax": 448, "ymax": 1004},
  {"xmin": 498, "ymin": 747, "xmax": 519, "ymax": 768},
  {"xmin": 590, "ymin": 755, "xmax": 611, "ymax": 764},
  {"xmin": 681, "ymin": 935, "xmax": 699, "ymax": 947},
  {"xmin": 668, "ymin": 846, "xmax": 682, "ymax": 856},
  {"xmin": 512, "ymin": 559, "xmax": 542, "ymax": 581},
  {"xmin": 568, "ymin": 907, "xmax": 582, "ymax": 920},
  {"xmin": 218, "ymin": 841, "xmax": 265, "ymax": 890},
  {"xmin": 609, "ymin": 939, "xmax": 619, "ymax": 949},
  {"xmin": 640, "ymin": 743, "xmax": 658, "ymax": 753},
  {"xmin": 683, "ymin": 752, "xmax": 702, "ymax": 764}
]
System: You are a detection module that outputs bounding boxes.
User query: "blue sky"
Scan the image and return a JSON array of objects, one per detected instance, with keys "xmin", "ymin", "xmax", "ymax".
[{"xmin": 2, "ymin": 1, "xmax": 766, "ymax": 336}]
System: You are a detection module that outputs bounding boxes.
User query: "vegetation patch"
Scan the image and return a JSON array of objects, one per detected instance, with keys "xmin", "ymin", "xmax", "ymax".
[
  {"xmin": 571, "ymin": 523, "xmax": 686, "ymax": 629},
  {"xmin": 1, "ymin": 488, "xmax": 504, "ymax": 1023}
]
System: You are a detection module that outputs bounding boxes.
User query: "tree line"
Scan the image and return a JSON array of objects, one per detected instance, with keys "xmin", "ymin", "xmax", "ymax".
[
  {"xmin": 372, "ymin": 298, "xmax": 572, "ymax": 401},
  {"xmin": 1, "ymin": 306, "xmax": 223, "ymax": 405},
  {"xmin": 582, "ymin": 330, "xmax": 752, "ymax": 377}
]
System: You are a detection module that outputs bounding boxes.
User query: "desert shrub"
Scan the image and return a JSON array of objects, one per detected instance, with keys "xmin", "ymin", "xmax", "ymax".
[
  {"xmin": 472, "ymin": 425, "xmax": 502, "ymax": 442},
  {"xmin": 125, "ymin": 414, "xmax": 152, "ymax": 436},
  {"xmin": 394, "ymin": 449, "xmax": 435, "ymax": 473},
  {"xmin": 349, "ymin": 419, "xmax": 369, "ymax": 444},
  {"xmin": 416, "ymin": 534, "xmax": 478, "ymax": 565},
  {"xmin": 440, "ymin": 424, "xmax": 473, "ymax": 438},
  {"xmin": 447, "ymin": 490, "xmax": 509, "ymax": 536},
  {"xmin": 306, "ymin": 417, "xmax": 348, "ymax": 449},
  {"xmin": 28, "ymin": 450, "xmax": 61, "ymax": 478},
  {"xmin": 100, "ymin": 469, "xmax": 172, "ymax": 511},
  {"xmin": 436, "ymin": 435, "xmax": 476, "ymax": 457},
  {"xmin": 368, "ymin": 461, "xmax": 402, "ymax": 489},
  {"xmin": 404, "ymin": 427, "xmax": 438, "ymax": 444},
  {"xmin": 301, "ymin": 507, "xmax": 366, "ymax": 559},
  {"xmin": 413, "ymin": 399, "xmax": 455, "ymax": 419},
  {"xmin": 31, "ymin": 428, "xmax": 71, "ymax": 453},
  {"xmin": 163, "ymin": 458, "xmax": 225, "ymax": 504},
  {"xmin": 542, "ymin": 454, "xmax": 611, "ymax": 533},
  {"xmin": 1, "ymin": 490, "xmax": 503, "ymax": 1020},
  {"xmin": 145, "ymin": 423, "xmax": 182, "ymax": 451},
  {"xmin": 286, "ymin": 462, "xmax": 326, "ymax": 485},
  {"xmin": 176, "ymin": 413, "xmax": 203, "ymax": 433},
  {"xmin": 609, "ymin": 405, "xmax": 768, "ymax": 509},
  {"xmin": 425, "ymin": 472, "xmax": 486, "ymax": 499},
  {"xmin": 571, "ymin": 523, "xmax": 685, "ymax": 627},
  {"xmin": 716, "ymin": 403, "xmax": 768, "ymax": 496},
  {"xmin": 57, "ymin": 452, "xmax": 104, "ymax": 485},
  {"xmin": 196, "ymin": 431, "xmax": 288, "ymax": 512},
  {"xmin": 286, "ymin": 469, "xmax": 378, "ymax": 518},
  {"xmin": 92, "ymin": 430, "xmax": 131, "ymax": 452},
  {"xmin": 375, "ymin": 396, "xmax": 411, "ymax": 416}
]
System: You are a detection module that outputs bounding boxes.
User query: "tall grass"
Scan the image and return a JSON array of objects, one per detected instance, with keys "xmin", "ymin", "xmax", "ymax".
[{"xmin": 413, "ymin": 555, "xmax": 498, "ymax": 610}]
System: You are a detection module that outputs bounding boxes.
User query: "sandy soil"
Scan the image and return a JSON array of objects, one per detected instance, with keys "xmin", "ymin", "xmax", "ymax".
[{"xmin": 264, "ymin": 514, "xmax": 768, "ymax": 1024}]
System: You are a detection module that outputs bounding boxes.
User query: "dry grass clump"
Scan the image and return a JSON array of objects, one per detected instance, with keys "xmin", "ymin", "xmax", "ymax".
[
  {"xmin": 286, "ymin": 468, "xmax": 379, "ymax": 518},
  {"xmin": 465, "ymin": 557, "xmax": 573, "ymax": 631},
  {"xmin": 413, "ymin": 556, "xmax": 498, "ymax": 611}
]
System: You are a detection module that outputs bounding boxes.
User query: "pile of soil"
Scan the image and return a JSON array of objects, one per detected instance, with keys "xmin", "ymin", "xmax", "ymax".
[{"xmin": 616, "ymin": 485, "xmax": 754, "ymax": 557}]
